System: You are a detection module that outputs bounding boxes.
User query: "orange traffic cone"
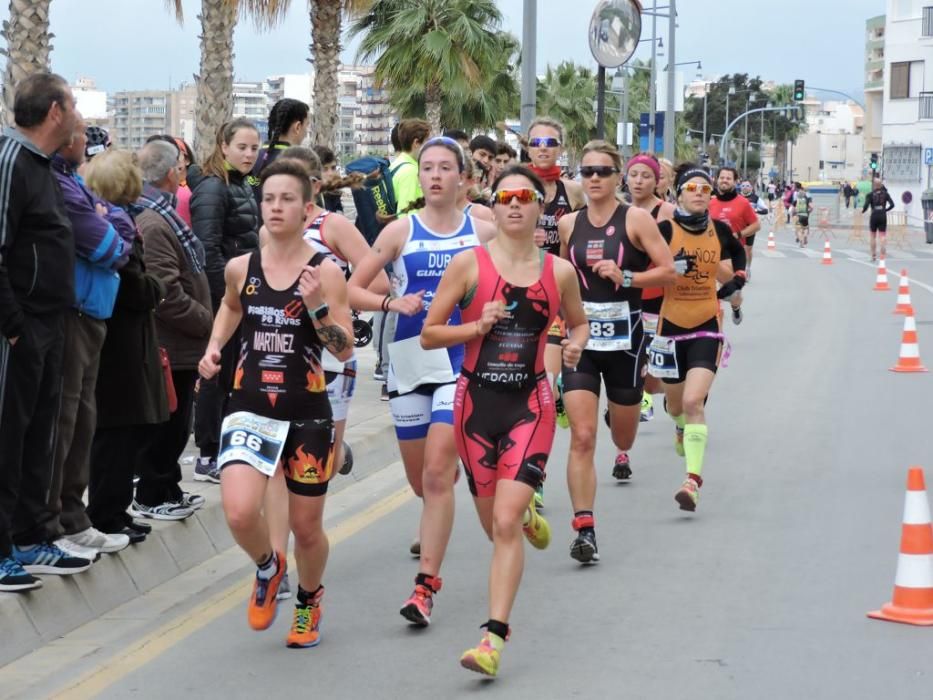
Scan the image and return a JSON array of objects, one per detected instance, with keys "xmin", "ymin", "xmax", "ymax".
[
  {"xmin": 893, "ymin": 271, "xmax": 913, "ymax": 315},
  {"xmin": 821, "ymin": 240, "xmax": 833, "ymax": 265},
  {"xmin": 867, "ymin": 467, "xmax": 933, "ymax": 626},
  {"xmin": 767, "ymin": 232, "xmax": 776, "ymax": 251},
  {"xmin": 872, "ymin": 257, "xmax": 890, "ymax": 291},
  {"xmin": 890, "ymin": 307, "xmax": 928, "ymax": 373}
]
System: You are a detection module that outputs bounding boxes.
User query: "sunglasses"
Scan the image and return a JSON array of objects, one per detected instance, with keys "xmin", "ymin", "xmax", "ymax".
[
  {"xmin": 580, "ymin": 165, "xmax": 619, "ymax": 178},
  {"xmin": 491, "ymin": 188, "xmax": 542, "ymax": 205},
  {"xmin": 682, "ymin": 182, "xmax": 713, "ymax": 195},
  {"xmin": 529, "ymin": 137, "xmax": 561, "ymax": 148}
]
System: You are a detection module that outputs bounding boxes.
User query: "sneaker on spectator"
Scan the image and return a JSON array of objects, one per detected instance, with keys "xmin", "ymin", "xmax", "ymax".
[
  {"xmin": 380, "ymin": 384, "xmax": 389, "ymax": 402},
  {"xmin": 0, "ymin": 556, "xmax": 42, "ymax": 592},
  {"xmin": 181, "ymin": 492, "xmax": 206, "ymax": 510},
  {"xmin": 193, "ymin": 457, "xmax": 221, "ymax": 483},
  {"xmin": 67, "ymin": 527, "xmax": 130, "ymax": 554},
  {"xmin": 373, "ymin": 368, "xmax": 386, "ymax": 381},
  {"xmin": 12, "ymin": 543, "xmax": 92, "ymax": 575},
  {"xmin": 54, "ymin": 537, "xmax": 99, "ymax": 561},
  {"xmin": 131, "ymin": 499, "xmax": 194, "ymax": 521}
]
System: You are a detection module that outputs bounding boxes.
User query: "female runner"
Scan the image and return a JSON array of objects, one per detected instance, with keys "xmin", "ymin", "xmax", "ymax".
[
  {"xmin": 422, "ymin": 165, "xmax": 587, "ymax": 677},
  {"xmin": 557, "ymin": 141, "xmax": 675, "ymax": 563},
  {"xmin": 348, "ymin": 137, "xmax": 497, "ymax": 627},
  {"xmin": 649, "ymin": 164, "xmax": 746, "ymax": 512}
]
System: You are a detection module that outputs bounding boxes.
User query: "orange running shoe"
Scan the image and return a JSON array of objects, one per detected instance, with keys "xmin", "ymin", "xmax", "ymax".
[
  {"xmin": 286, "ymin": 603, "xmax": 322, "ymax": 648},
  {"xmin": 675, "ymin": 478, "xmax": 699, "ymax": 512},
  {"xmin": 247, "ymin": 551, "xmax": 285, "ymax": 631}
]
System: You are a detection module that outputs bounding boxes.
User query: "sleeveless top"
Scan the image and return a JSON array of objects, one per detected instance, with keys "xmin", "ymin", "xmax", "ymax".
[
  {"xmin": 460, "ymin": 246, "xmax": 559, "ymax": 390},
  {"xmin": 228, "ymin": 251, "xmax": 332, "ymax": 420},
  {"xmin": 539, "ymin": 179, "xmax": 572, "ymax": 256},
  {"xmin": 658, "ymin": 220, "xmax": 722, "ymax": 332},
  {"xmin": 642, "ymin": 202, "xmax": 665, "ymax": 303},
  {"xmin": 391, "ymin": 213, "xmax": 480, "ymax": 376}
]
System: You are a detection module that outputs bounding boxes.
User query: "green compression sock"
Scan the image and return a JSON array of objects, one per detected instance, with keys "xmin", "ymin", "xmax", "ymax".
[
  {"xmin": 683, "ymin": 424, "xmax": 708, "ymax": 478},
  {"xmin": 672, "ymin": 413, "xmax": 686, "ymax": 430}
]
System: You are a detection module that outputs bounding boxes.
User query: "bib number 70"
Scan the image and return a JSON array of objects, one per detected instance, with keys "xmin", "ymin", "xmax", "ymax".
[
  {"xmin": 228, "ymin": 430, "xmax": 263, "ymax": 452},
  {"xmin": 589, "ymin": 321, "xmax": 615, "ymax": 338}
]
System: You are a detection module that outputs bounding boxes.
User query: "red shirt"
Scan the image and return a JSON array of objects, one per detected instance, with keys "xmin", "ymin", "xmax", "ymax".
[{"xmin": 709, "ymin": 195, "xmax": 757, "ymax": 237}]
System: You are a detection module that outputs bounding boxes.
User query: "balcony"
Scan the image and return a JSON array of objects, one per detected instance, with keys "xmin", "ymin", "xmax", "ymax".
[{"xmin": 920, "ymin": 92, "xmax": 933, "ymax": 120}]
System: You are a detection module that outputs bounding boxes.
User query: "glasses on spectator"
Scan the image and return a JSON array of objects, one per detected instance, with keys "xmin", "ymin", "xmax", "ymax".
[
  {"xmin": 491, "ymin": 188, "xmax": 542, "ymax": 205},
  {"xmin": 682, "ymin": 182, "xmax": 713, "ymax": 195},
  {"xmin": 529, "ymin": 137, "xmax": 560, "ymax": 148},
  {"xmin": 579, "ymin": 165, "xmax": 619, "ymax": 179}
]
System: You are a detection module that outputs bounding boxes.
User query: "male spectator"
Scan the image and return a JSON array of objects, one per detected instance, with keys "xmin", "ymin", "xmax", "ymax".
[
  {"xmin": 468, "ymin": 134, "xmax": 497, "ymax": 188},
  {"xmin": 132, "ymin": 140, "xmax": 212, "ymax": 520},
  {"xmin": 0, "ymin": 73, "xmax": 92, "ymax": 592},
  {"xmin": 391, "ymin": 118, "xmax": 430, "ymax": 214},
  {"xmin": 443, "ymin": 129, "xmax": 470, "ymax": 153},
  {"xmin": 493, "ymin": 141, "xmax": 516, "ymax": 179},
  {"xmin": 38, "ymin": 114, "xmax": 138, "ymax": 559}
]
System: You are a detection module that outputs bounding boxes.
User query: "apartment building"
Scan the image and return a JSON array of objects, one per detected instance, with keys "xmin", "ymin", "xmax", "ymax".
[{"xmin": 864, "ymin": 15, "xmax": 885, "ymax": 158}]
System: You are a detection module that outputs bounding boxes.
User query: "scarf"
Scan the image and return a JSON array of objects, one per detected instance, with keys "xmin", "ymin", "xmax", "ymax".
[
  {"xmin": 137, "ymin": 183, "xmax": 205, "ymax": 273},
  {"xmin": 715, "ymin": 189, "xmax": 738, "ymax": 202},
  {"xmin": 530, "ymin": 165, "xmax": 562, "ymax": 182},
  {"xmin": 673, "ymin": 206, "xmax": 710, "ymax": 233}
]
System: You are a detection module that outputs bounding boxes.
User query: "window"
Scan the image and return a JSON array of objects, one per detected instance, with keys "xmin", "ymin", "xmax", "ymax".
[
  {"xmin": 924, "ymin": 6, "xmax": 933, "ymax": 36},
  {"xmin": 891, "ymin": 61, "xmax": 925, "ymax": 98},
  {"xmin": 883, "ymin": 145, "xmax": 922, "ymax": 182}
]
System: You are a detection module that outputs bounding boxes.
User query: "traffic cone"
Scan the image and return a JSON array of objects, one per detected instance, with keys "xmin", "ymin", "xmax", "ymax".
[
  {"xmin": 872, "ymin": 257, "xmax": 890, "ymax": 291},
  {"xmin": 767, "ymin": 232, "xmax": 776, "ymax": 251},
  {"xmin": 890, "ymin": 308, "xmax": 928, "ymax": 373},
  {"xmin": 867, "ymin": 467, "xmax": 933, "ymax": 626},
  {"xmin": 893, "ymin": 271, "xmax": 913, "ymax": 315},
  {"xmin": 821, "ymin": 240, "xmax": 833, "ymax": 265}
]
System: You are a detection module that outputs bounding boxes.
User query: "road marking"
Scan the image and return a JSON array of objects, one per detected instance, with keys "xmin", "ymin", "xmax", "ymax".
[
  {"xmin": 53, "ymin": 484, "xmax": 415, "ymax": 700},
  {"xmin": 848, "ymin": 258, "xmax": 933, "ymax": 296}
]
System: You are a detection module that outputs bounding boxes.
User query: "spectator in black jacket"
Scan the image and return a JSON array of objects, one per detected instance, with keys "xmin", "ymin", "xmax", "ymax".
[
  {"xmin": 189, "ymin": 118, "xmax": 260, "ymax": 480},
  {"xmin": 0, "ymin": 73, "xmax": 90, "ymax": 592}
]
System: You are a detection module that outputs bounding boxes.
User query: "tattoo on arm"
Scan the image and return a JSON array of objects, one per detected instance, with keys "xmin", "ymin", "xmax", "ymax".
[{"xmin": 315, "ymin": 324, "xmax": 351, "ymax": 354}]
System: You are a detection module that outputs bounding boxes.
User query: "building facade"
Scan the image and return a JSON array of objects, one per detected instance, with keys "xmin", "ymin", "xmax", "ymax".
[
  {"xmin": 864, "ymin": 15, "xmax": 885, "ymax": 159},
  {"xmin": 356, "ymin": 66, "xmax": 394, "ymax": 156},
  {"xmin": 790, "ymin": 100, "xmax": 865, "ymax": 183},
  {"xmin": 111, "ymin": 90, "xmax": 172, "ymax": 151}
]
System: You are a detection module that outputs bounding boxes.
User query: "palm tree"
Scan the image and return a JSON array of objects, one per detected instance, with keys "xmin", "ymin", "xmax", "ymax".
[
  {"xmin": 1, "ymin": 0, "xmax": 53, "ymax": 125},
  {"xmin": 536, "ymin": 62, "xmax": 596, "ymax": 165},
  {"xmin": 349, "ymin": 0, "xmax": 506, "ymax": 134},
  {"xmin": 767, "ymin": 83, "xmax": 806, "ymax": 179}
]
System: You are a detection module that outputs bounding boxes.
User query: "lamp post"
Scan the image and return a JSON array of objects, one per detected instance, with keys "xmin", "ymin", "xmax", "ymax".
[{"xmin": 520, "ymin": 0, "xmax": 537, "ymax": 132}]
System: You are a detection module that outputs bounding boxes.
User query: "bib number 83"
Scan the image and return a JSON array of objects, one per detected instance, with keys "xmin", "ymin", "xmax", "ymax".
[
  {"xmin": 229, "ymin": 430, "xmax": 263, "ymax": 452},
  {"xmin": 589, "ymin": 321, "xmax": 616, "ymax": 338}
]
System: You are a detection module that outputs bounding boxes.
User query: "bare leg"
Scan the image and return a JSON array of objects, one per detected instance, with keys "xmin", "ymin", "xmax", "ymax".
[
  {"xmin": 488, "ymin": 480, "xmax": 534, "ymax": 623},
  {"xmin": 564, "ymin": 390, "xmax": 599, "ymax": 513},
  {"xmin": 288, "ymin": 490, "xmax": 328, "ymax": 592},
  {"xmin": 264, "ymin": 467, "xmax": 290, "ymax": 555},
  {"xmin": 417, "ymin": 423, "xmax": 459, "ymax": 577},
  {"xmin": 221, "ymin": 464, "xmax": 271, "ymax": 564}
]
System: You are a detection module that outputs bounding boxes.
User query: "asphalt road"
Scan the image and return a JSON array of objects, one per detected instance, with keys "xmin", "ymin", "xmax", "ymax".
[{"xmin": 34, "ymin": 229, "xmax": 933, "ymax": 699}]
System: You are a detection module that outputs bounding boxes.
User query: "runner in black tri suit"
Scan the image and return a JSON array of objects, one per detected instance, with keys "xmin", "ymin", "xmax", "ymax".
[
  {"xmin": 199, "ymin": 159, "xmax": 353, "ymax": 649},
  {"xmin": 863, "ymin": 178, "xmax": 895, "ymax": 262},
  {"xmin": 557, "ymin": 141, "xmax": 676, "ymax": 564}
]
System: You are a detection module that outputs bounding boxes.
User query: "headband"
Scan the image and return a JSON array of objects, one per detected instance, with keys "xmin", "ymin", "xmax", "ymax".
[
  {"xmin": 676, "ymin": 168, "xmax": 713, "ymax": 192},
  {"xmin": 626, "ymin": 154, "xmax": 660, "ymax": 180}
]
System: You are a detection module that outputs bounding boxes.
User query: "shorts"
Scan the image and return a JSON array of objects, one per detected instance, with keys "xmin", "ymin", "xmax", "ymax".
[
  {"xmin": 562, "ymin": 321, "xmax": 647, "ymax": 405},
  {"xmin": 546, "ymin": 314, "xmax": 566, "ymax": 346},
  {"xmin": 797, "ymin": 215, "xmax": 809, "ymax": 227},
  {"xmin": 768, "ymin": 193, "xmax": 775, "ymax": 201},
  {"xmin": 454, "ymin": 374, "xmax": 553, "ymax": 498},
  {"xmin": 324, "ymin": 358, "xmax": 357, "ymax": 422},
  {"xmin": 744, "ymin": 233, "xmax": 756, "ymax": 247},
  {"xmin": 870, "ymin": 211, "xmax": 887, "ymax": 233},
  {"xmin": 658, "ymin": 317, "xmax": 722, "ymax": 385},
  {"xmin": 388, "ymin": 381, "xmax": 456, "ymax": 440}
]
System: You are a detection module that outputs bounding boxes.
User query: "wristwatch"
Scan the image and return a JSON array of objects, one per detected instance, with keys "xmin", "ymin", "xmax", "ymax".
[
  {"xmin": 622, "ymin": 270, "xmax": 634, "ymax": 288},
  {"xmin": 310, "ymin": 303, "xmax": 330, "ymax": 321}
]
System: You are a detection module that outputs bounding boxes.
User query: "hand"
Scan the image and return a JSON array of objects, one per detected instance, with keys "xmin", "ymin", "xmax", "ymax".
[
  {"xmin": 673, "ymin": 251, "xmax": 695, "ymax": 275},
  {"xmin": 95, "ymin": 202, "xmax": 108, "ymax": 217},
  {"xmin": 476, "ymin": 300, "xmax": 508, "ymax": 335},
  {"xmin": 198, "ymin": 347, "xmax": 221, "ymax": 380},
  {"xmin": 390, "ymin": 290, "xmax": 425, "ymax": 316},
  {"xmin": 533, "ymin": 227, "xmax": 547, "ymax": 247},
  {"xmin": 592, "ymin": 260, "xmax": 623, "ymax": 285},
  {"xmin": 298, "ymin": 265, "xmax": 325, "ymax": 310},
  {"xmin": 560, "ymin": 338, "xmax": 583, "ymax": 370}
]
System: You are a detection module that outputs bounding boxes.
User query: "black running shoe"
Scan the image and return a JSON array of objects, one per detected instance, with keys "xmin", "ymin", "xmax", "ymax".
[
  {"xmin": 612, "ymin": 453, "xmax": 633, "ymax": 480},
  {"xmin": 569, "ymin": 529, "xmax": 600, "ymax": 564},
  {"xmin": 339, "ymin": 441, "xmax": 354, "ymax": 475}
]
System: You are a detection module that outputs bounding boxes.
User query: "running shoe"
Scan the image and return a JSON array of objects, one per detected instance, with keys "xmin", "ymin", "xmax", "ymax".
[
  {"xmin": 131, "ymin": 499, "xmax": 194, "ymax": 521},
  {"xmin": 460, "ymin": 632, "xmax": 504, "ymax": 677},
  {"xmin": 380, "ymin": 384, "xmax": 389, "ymax": 402},
  {"xmin": 522, "ymin": 499, "xmax": 551, "ymax": 550},
  {"xmin": 66, "ymin": 526, "xmax": 129, "ymax": 554},
  {"xmin": 640, "ymin": 392, "xmax": 654, "ymax": 422},
  {"xmin": 0, "ymin": 556, "xmax": 42, "ymax": 592},
  {"xmin": 286, "ymin": 603, "xmax": 322, "ymax": 648},
  {"xmin": 54, "ymin": 537, "xmax": 99, "ymax": 561},
  {"xmin": 193, "ymin": 457, "xmax": 220, "ymax": 483},
  {"xmin": 612, "ymin": 452, "xmax": 633, "ymax": 480},
  {"xmin": 569, "ymin": 529, "xmax": 600, "ymax": 564},
  {"xmin": 533, "ymin": 484, "xmax": 544, "ymax": 512},
  {"xmin": 400, "ymin": 580, "xmax": 439, "ymax": 627},
  {"xmin": 410, "ymin": 538, "xmax": 421, "ymax": 558},
  {"xmin": 247, "ymin": 551, "xmax": 285, "ymax": 631},
  {"xmin": 674, "ymin": 426, "xmax": 685, "ymax": 457},
  {"xmin": 338, "ymin": 441, "xmax": 354, "ymax": 476},
  {"xmin": 675, "ymin": 478, "xmax": 699, "ymax": 512},
  {"xmin": 555, "ymin": 375, "xmax": 569, "ymax": 429},
  {"xmin": 373, "ymin": 368, "xmax": 386, "ymax": 382},
  {"xmin": 732, "ymin": 306, "xmax": 743, "ymax": 325},
  {"xmin": 181, "ymin": 492, "xmax": 206, "ymax": 510},
  {"xmin": 12, "ymin": 543, "xmax": 92, "ymax": 575},
  {"xmin": 276, "ymin": 573, "xmax": 292, "ymax": 601}
]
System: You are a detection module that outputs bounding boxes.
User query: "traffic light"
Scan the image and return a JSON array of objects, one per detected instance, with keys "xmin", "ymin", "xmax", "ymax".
[
  {"xmin": 793, "ymin": 79, "xmax": 805, "ymax": 102},
  {"xmin": 870, "ymin": 152, "xmax": 879, "ymax": 171}
]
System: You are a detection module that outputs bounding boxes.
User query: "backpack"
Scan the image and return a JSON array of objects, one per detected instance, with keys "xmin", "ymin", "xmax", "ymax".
[{"xmin": 344, "ymin": 156, "xmax": 409, "ymax": 245}]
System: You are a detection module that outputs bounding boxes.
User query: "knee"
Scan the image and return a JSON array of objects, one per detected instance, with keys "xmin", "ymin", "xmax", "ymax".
[
  {"xmin": 224, "ymin": 500, "xmax": 260, "ymax": 534},
  {"xmin": 682, "ymin": 393, "xmax": 706, "ymax": 417},
  {"xmin": 290, "ymin": 519, "xmax": 326, "ymax": 551},
  {"xmin": 422, "ymin": 461, "xmax": 454, "ymax": 496},
  {"xmin": 491, "ymin": 509, "xmax": 523, "ymax": 541},
  {"xmin": 569, "ymin": 427, "xmax": 597, "ymax": 456}
]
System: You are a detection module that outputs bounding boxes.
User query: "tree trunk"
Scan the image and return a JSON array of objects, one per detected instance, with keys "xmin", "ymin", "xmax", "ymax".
[
  {"xmin": 775, "ymin": 138, "xmax": 787, "ymax": 181},
  {"xmin": 1, "ymin": 0, "xmax": 52, "ymax": 127},
  {"xmin": 425, "ymin": 84, "xmax": 442, "ymax": 135},
  {"xmin": 310, "ymin": 0, "xmax": 341, "ymax": 147},
  {"xmin": 193, "ymin": 0, "xmax": 236, "ymax": 164}
]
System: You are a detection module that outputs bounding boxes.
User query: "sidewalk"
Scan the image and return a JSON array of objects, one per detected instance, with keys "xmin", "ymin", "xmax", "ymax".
[{"xmin": 0, "ymin": 340, "xmax": 397, "ymax": 668}]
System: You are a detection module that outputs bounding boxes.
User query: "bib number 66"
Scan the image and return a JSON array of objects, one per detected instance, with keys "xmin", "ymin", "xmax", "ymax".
[{"xmin": 228, "ymin": 430, "xmax": 263, "ymax": 452}]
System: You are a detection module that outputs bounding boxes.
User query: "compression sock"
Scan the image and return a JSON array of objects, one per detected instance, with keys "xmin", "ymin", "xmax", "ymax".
[
  {"xmin": 672, "ymin": 413, "xmax": 686, "ymax": 430},
  {"xmin": 256, "ymin": 551, "xmax": 278, "ymax": 580},
  {"xmin": 683, "ymin": 424, "xmax": 708, "ymax": 482}
]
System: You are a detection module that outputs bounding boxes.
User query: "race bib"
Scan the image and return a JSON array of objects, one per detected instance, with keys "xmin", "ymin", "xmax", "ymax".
[
  {"xmin": 642, "ymin": 312, "xmax": 659, "ymax": 337},
  {"xmin": 647, "ymin": 336, "xmax": 679, "ymax": 379},
  {"xmin": 388, "ymin": 335, "xmax": 456, "ymax": 394},
  {"xmin": 219, "ymin": 412, "xmax": 290, "ymax": 477},
  {"xmin": 584, "ymin": 300, "xmax": 632, "ymax": 351}
]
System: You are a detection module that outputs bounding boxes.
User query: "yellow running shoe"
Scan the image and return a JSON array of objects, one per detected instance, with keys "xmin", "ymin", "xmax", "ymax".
[
  {"xmin": 522, "ymin": 498, "xmax": 551, "ymax": 550},
  {"xmin": 460, "ymin": 632, "xmax": 504, "ymax": 677},
  {"xmin": 286, "ymin": 603, "xmax": 322, "ymax": 648}
]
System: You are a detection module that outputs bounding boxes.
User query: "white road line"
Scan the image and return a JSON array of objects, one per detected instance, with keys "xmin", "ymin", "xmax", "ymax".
[{"xmin": 848, "ymin": 258, "xmax": 933, "ymax": 296}]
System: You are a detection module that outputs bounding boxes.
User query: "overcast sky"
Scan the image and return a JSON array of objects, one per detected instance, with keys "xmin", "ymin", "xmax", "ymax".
[{"xmin": 3, "ymin": 0, "xmax": 883, "ymax": 99}]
